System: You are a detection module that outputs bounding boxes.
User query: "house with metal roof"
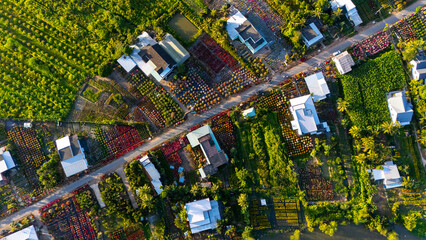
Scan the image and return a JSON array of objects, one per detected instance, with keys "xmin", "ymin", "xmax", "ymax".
[
  {"xmin": 242, "ymin": 107, "xmax": 256, "ymax": 118},
  {"xmin": 55, "ymin": 135, "xmax": 88, "ymax": 177},
  {"xmin": 117, "ymin": 32, "xmax": 189, "ymax": 81},
  {"xmin": 186, "ymin": 125, "xmax": 228, "ymax": 178},
  {"xmin": 226, "ymin": 8, "xmax": 267, "ymax": 54},
  {"xmin": 139, "ymin": 155, "xmax": 163, "ymax": 195},
  {"xmin": 304, "ymin": 72, "xmax": 330, "ymax": 102},
  {"xmin": 330, "ymin": 0, "xmax": 363, "ymax": 26},
  {"xmin": 301, "ymin": 22, "xmax": 324, "ymax": 48},
  {"xmin": 368, "ymin": 161, "xmax": 403, "ymax": 189},
  {"xmin": 387, "ymin": 91, "xmax": 413, "ymax": 126},
  {"xmin": 2, "ymin": 225, "xmax": 39, "ymax": 240},
  {"xmin": 0, "ymin": 150, "xmax": 15, "ymax": 183},
  {"xmin": 410, "ymin": 55, "xmax": 426, "ymax": 80},
  {"xmin": 333, "ymin": 51, "xmax": 355, "ymax": 75},
  {"xmin": 289, "ymin": 95, "xmax": 329, "ymax": 135},
  {"xmin": 185, "ymin": 198, "xmax": 221, "ymax": 234},
  {"xmin": 160, "ymin": 33, "xmax": 190, "ymax": 66}
]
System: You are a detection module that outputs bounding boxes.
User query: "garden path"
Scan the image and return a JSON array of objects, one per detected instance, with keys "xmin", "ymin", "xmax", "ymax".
[
  {"xmin": 116, "ymin": 167, "xmax": 139, "ymax": 209},
  {"xmin": 89, "ymin": 183, "xmax": 106, "ymax": 208},
  {"xmin": 1, "ymin": 1, "xmax": 426, "ymax": 229}
]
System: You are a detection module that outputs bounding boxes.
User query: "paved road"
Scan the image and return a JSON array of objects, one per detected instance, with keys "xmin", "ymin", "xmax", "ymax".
[{"xmin": 1, "ymin": 1, "xmax": 425, "ymax": 228}]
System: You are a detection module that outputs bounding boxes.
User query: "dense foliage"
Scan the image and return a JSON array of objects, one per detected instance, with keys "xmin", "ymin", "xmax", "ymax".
[
  {"xmin": 265, "ymin": 0, "xmax": 330, "ymax": 52},
  {"xmin": 340, "ymin": 51, "xmax": 407, "ymax": 128}
]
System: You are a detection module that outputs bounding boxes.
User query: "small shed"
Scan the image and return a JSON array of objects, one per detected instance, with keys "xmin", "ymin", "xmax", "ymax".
[{"xmin": 242, "ymin": 107, "xmax": 256, "ymax": 118}]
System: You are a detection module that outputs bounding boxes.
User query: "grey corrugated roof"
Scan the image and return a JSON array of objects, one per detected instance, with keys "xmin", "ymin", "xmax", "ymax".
[{"xmin": 139, "ymin": 44, "xmax": 176, "ymax": 74}]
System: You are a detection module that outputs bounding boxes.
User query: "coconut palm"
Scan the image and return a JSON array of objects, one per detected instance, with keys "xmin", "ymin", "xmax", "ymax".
[{"xmin": 337, "ymin": 98, "xmax": 349, "ymax": 112}]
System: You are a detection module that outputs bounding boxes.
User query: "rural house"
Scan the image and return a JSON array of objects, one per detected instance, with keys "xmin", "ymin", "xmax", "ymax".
[
  {"xmin": 330, "ymin": 0, "xmax": 363, "ymax": 26},
  {"xmin": 56, "ymin": 135, "xmax": 88, "ymax": 177},
  {"xmin": 289, "ymin": 95, "xmax": 329, "ymax": 135},
  {"xmin": 139, "ymin": 155, "xmax": 163, "ymax": 195},
  {"xmin": 301, "ymin": 22, "xmax": 324, "ymax": 48},
  {"xmin": 1, "ymin": 225, "xmax": 39, "ymax": 240},
  {"xmin": 304, "ymin": 72, "xmax": 330, "ymax": 102},
  {"xmin": 0, "ymin": 149, "xmax": 15, "ymax": 183},
  {"xmin": 185, "ymin": 198, "xmax": 221, "ymax": 234},
  {"xmin": 410, "ymin": 55, "xmax": 426, "ymax": 80},
  {"xmin": 333, "ymin": 51, "xmax": 355, "ymax": 75},
  {"xmin": 226, "ymin": 8, "xmax": 267, "ymax": 54},
  {"xmin": 117, "ymin": 32, "xmax": 189, "ymax": 81},
  {"xmin": 368, "ymin": 161, "xmax": 403, "ymax": 189},
  {"xmin": 186, "ymin": 125, "xmax": 228, "ymax": 178},
  {"xmin": 386, "ymin": 91, "xmax": 413, "ymax": 126}
]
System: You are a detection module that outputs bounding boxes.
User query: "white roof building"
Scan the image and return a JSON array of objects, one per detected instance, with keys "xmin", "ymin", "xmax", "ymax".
[
  {"xmin": 117, "ymin": 55, "xmax": 137, "ymax": 73},
  {"xmin": 0, "ymin": 151, "xmax": 15, "ymax": 175},
  {"xmin": 1, "ymin": 225, "xmax": 38, "ymax": 240},
  {"xmin": 370, "ymin": 161, "xmax": 403, "ymax": 189},
  {"xmin": 186, "ymin": 125, "xmax": 228, "ymax": 178},
  {"xmin": 301, "ymin": 23, "xmax": 324, "ymax": 48},
  {"xmin": 387, "ymin": 91, "xmax": 413, "ymax": 126},
  {"xmin": 333, "ymin": 51, "xmax": 355, "ymax": 75},
  {"xmin": 410, "ymin": 55, "xmax": 426, "ymax": 80},
  {"xmin": 117, "ymin": 32, "xmax": 189, "ymax": 81},
  {"xmin": 304, "ymin": 72, "xmax": 330, "ymax": 102},
  {"xmin": 185, "ymin": 198, "xmax": 221, "ymax": 234},
  {"xmin": 226, "ymin": 8, "xmax": 267, "ymax": 54},
  {"xmin": 289, "ymin": 95, "xmax": 329, "ymax": 135},
  {"xmin": 160, "ymin": 33, "xmax": 190, "ymax": 66},
  {"xmin": 139, "ymin": 155, "xmax": 163, "ymax": 194},
  {"xmin": 56, "ymin": 135, "xmax": 88, "ymax": 177},
  {"xmin": 331, "ymin": 0, "xmax": 363, "ymax": 26},
  {"xmin": 242, "ymin": 107, "xmax": 256, "ymax": 118}
]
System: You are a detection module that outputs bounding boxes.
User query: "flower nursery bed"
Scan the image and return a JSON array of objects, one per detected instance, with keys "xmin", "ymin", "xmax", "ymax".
[
  {"xmin": 109, "ymin": 226, "xmax": 145, "ymax": 240},
  {"xmin": 191, "ymin": 39, "xmax": 226, "ymax": 74},
  {"xmin": 131, "ymin": 73, "xmax": 183, "ymax": 127},
  {"xmin": 7, "ymin": 127, "xmax": 47, "ymax": 203},
  {"xmin": 249, "ymin": 199, "xmax": 272, "ymax": 230},
  {"xmin": 209, "ymin": 112, "xmax": 235, "ymax": 154},
  {"xmin": 299, "ymin": 165, "xmax": 334, "ymax": 201},
  {"xmin": 170, "ymin": 66, "xmax": 220, "ymax": 113},
  {"xmin": 392, "ymin": 17, "xmax": 416, "ymax": 42},
  {"xmin": 201, "ymin": 34, "xmax": 239, "ymax": 71},
  {"xmin": 272, "ymin": 198, "xmax": 301, "ymax": 227},
  {"xmin": 40, "ymin": 196, "xmax": 97, "ymax": 240},
  {"xmin": 352, "ymin": 31, "xmax": 390, "ymax": 60},
  {"xmin": 95, "ymin": 125, "xmax": 143, "ymax": 160},
  {"xmin": 216, "ymin": 68, "xmax": 256, "ymax": 98}
]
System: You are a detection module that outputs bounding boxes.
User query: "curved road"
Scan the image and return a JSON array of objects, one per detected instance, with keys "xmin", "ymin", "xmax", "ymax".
[{"xmin": 1, "ymin": 1, "xmax": 424, "ymax": 229}]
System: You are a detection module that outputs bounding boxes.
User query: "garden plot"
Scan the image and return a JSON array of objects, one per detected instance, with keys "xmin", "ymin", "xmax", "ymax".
[
  {"xmin": 0, "ymin": 184, "xmax": 20, "ymax": 218},
  {"xmin": 7, "ymin": 127, "xmax": 47, "ymax": 203},
  {"xmin": 272, "ymin": 198, "xmax": 301, "ymax": 227},
  {"xmin": 351, "ymin": 31, "xmax": 390, "ymax": 60},
  {"xmin": 216, "ymin": 68, "xmax": 257, "ymax": 98},
  {"xmin": 256, "ymin": 91, "xmax": 313, "ymax": 157},
  {"xmin": 94, "ymin": 125, "xmax": 147, "ymax": 161},
  {"xmin": 249, "ymin": 199, "xmax": 272, "ymax": 230},
  {"xmin": 131, "ymin": 73, "xmax": 184, "ymax": 127},
  {"xmin": 109, "ymin": 226, "xmax": 146, "ymax": 240},
  {"xmin": 340, "ymin": 50, "xmax": 406, "ymax": 128},
  {"xmin": 69, "ymin": 78, "xmax": 132, "ymax": 124},
  {"xmin": 170, "ymin": 66, "xmax": 220, "ymax": 113},
  {"xmin": 40, "ymin": 196, "xmax": 97, "ymax": 240},
  {"xmin": 392, "ymin": 12, "xmax": 426, "ymax": 43},
  {"xmin": 299, "ymin": 164, "xmax": 334, "ymax": 201},
  {"xmin": 160, "ymin": 137, "xmax": 190, "ymax": 179}
]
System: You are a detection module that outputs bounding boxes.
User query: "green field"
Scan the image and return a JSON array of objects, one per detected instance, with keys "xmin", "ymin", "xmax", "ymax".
[
  {"xmin": 340, "ymin": 50, "xmax": 407, "ymax": 128},
  {"xmin": 0, "ymin": 0, "xmax": 181, "ymax": 120}
]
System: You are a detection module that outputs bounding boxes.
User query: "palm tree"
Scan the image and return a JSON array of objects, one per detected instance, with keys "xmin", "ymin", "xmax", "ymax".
[
  {"xmin": 349, "ymin": 125, "xmax": 361, "ymax": 138},
  {"xmin": 337, "ymin": 98, "xmax": 349, "ymax": 112},
  {"xmin": 333, "ymin": 8, "xmax": 343, "ymax": 19},
  {"xmin": 381, "ymin": 121, "xmax": 400, "ymax": 135}
]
